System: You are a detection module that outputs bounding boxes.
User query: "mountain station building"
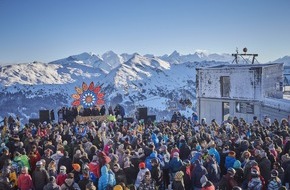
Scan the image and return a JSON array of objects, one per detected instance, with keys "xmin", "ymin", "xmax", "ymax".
[{"xmin": 196, "ymin": 63, "xmax": 290, "ymax": 124}]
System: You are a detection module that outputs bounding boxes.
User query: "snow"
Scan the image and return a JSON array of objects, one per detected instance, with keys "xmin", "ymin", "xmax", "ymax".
[{"xmin": 0, "ymin": 50, "xmax": 289, "ymax": 123}]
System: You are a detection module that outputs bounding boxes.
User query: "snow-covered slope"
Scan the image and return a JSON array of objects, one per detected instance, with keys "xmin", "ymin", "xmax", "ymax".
[{"xmin": 0, "ymin": 50, "xmax": 288, "ymax": 124}]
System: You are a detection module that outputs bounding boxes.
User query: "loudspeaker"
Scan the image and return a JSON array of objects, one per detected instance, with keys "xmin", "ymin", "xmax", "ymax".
[
  {"xmin": 147, "ymin": 115, "xmax": 156, "ymax": 122},
  {"xmin": 29, "ymin": 118, "xmax": 40, "ymax": 126},
  {"xmin": 123, "ymin": 117, "xmax": 134, "ymax": 123},
  {"xmin": 138, "ymin": 107, "xmax": 148, "ymax": 120},
  {"xmin": 39, "ymin": 110, "xmax": 50, "ymax": 123}
]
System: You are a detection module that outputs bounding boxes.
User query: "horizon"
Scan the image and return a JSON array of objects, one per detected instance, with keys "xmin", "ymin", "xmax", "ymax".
[{"xmin": 1, "ymin": 0, "xmax": 290, "ymax": 64}]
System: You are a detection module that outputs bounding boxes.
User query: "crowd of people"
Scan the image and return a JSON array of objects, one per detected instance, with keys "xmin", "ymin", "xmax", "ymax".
[{"xmin": 0, "ymin": 109, "xmax": 289, "ymax": 190}]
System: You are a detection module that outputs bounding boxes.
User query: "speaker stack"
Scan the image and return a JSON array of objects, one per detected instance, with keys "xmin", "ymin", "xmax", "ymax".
[{"xmin": 39, "ymin": 110, "xmax": 50, "ymax": 123}]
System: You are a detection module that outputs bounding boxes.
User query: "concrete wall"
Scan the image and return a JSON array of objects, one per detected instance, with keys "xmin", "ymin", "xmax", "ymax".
[
  {"xmin": 198, "ymin": 97, "xmax": 261, "ymax": 124},
  {"xmin": 196, "ymin": 63, "xmax": 287, "ymax": 124},
  {"xmin": 262, "ymin": 64, "xmax": 284, "ymax": 98},
  {"xmin": 197, "ymin": 68, "xmax": 260, "ymax": 100}
]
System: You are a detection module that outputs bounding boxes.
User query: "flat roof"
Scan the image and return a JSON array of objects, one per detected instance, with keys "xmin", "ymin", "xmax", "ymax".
[{"xmin": 197, "ymin": 62, "xmax": 283, "ymax": 70}]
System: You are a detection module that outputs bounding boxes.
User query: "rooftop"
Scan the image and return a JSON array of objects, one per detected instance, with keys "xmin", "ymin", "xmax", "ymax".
[{"xmin": 197, "ymin": 63, "xmax": 283, "ymax": 70}]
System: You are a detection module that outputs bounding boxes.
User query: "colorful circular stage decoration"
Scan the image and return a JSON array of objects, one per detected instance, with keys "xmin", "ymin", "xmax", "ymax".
[{"xmin": 71, "ymin": 82, "xmax": 105, "ymax": 109}]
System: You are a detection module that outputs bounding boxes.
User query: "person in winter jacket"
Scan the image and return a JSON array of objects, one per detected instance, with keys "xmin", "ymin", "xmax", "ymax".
[
  {"xmin": 123, "ymin": 159, "xmax": 138, "ymax": 186},
  {"xmin": 88, "ymin": 155, "xmax": 101, "ymax": 179},
  {"xmin": 14, "ymin": 151, "xmax": 31, "ymax": 171},
  {"xmin": 159, "ymin": 144, "xmax": 170, "ymax": 189},
  {"xmin": 135, "ymin": 162, "xmax": 149, "ymax": 189},
  {"xmin": 58, "ymin": 151, "xmax": 73, "ymax": 174},
  {"xmin": 98, "ymin": 164, "xmax": 116, "ymax": 190},
  {"xmin": 78, "ymin": 170, "xmax": 91, "ymax": 190},
  {"xmin": 232, "ymin": 160, "xmax": 244, "ymax": 187},
  {"xmin": 169, "ymin": 152, "xmax": 183, "ymax": 177},
  {"xmin": 32, "ymin": 161, "xmax": 50, "ymax": 190},
  {"xmin": 180, "ymin": 160, "xmax": 192, "ymax": 190},
  {"xmin": 172, "ymin": 171, "xmax": 185, "ymax": 190},
  {"xmin": 200, "ymin": 175, "xmax": 215, "ymax": 190},
  {"xmin": 56, "ymin": 165, "xmax": 67, "ymax": 186},
  {"xmin": 225, "ymin": 151, "xmax": 237, "ymax": 169},
  {"xmin": 150, "ymin": 158, "xmax": 163, "ymax": 188},
  {"xmin": 267, "ymin": 169, "xmax": 282, "ymax": 190},
  {"xmin": 207, "ymin": 141, "xmax": 220, "ymax": 165},
  {"xmin": 60, "ymin": 172, "xmax": 80, "ymax": 190},
  {"xmin": 17, "ymin": 166, "xmax": 33, "ymax": 190},
  {"xmin": 248, "ymin": 168, "xmax": 263, "ymax": 190},
  {"xmin": 145, "ymin": 151, "xmax": 160, "ymax": 171},
  {"xmin": 112, "ymin": 163, "xmax": 127, "ymax": 185},
  {"xmin": 204, "ymin": 154, "xmax": 220, "ymax": 188},
  {"xmin": 191, "ymin": 159, "xmax": 208, "ymax": 189},
  {"xmin": 219, "ymin": 167, "xmax": 238, "ymax": 190},
  {"xmin": 138, "ymin": 171, "xmax": 157, "ymax": 190},
  {"xmin": 44, "ymin": 176, "xmax": 61, "ymax": 190}
]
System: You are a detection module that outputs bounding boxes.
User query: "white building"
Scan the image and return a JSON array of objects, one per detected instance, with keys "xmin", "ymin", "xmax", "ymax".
[{"xmin": 196, "ymin": 63, "xmax": 290, "ymax": 124}]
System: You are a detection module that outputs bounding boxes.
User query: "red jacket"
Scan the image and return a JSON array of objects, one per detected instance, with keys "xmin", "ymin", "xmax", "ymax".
[
  {"xmin": 56, "ymin": 173, "xmax": 67, "ymax": 186},
  {"xmin": 18, "ymin": 173, "xmax": 33, "ymax": 190}
]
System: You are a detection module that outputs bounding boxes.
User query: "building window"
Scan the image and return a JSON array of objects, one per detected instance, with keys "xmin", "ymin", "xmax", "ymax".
[
  {"xmin": 222, "ymin": 102, "xmax": 230, "ymax": 121},
  {"xmin": 221, "ymin": 76, "xmax": 230, "ymax": 97}
]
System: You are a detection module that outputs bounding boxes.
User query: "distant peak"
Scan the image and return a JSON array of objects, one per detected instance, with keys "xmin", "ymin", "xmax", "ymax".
[
  {"xmin": 169, "ymin": 50, "xmax": 180, "ymax": 57},
  {"xmin": 103, "ymin": 50, "xmax": 116, "ymax": 55}
]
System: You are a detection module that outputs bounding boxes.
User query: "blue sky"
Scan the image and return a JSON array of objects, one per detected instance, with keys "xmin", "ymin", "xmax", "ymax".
[{"xmin": 0, "ymin": 0, "xmax": 289, "ymax": 64}]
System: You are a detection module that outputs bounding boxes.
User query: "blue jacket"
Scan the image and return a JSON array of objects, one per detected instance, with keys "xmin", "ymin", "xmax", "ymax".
[
  {"xmin": 191, "ymin": 159, "xmax": 208, "ymax": 188},
  {"xmin": 208, "ymin": 147, "xmax": 221, "ymax": 164},
  {"xmin": 98, "ymin": 165, "xmax": 116, "ymax": 190},
  {"xmin": 169, "ymin": 157, "xmax": 183, "ymax": 173},
  {"xmin": 225, "ymin": 156, "xmax": 236, "ymax": 169},
  {"xmin": 145, "ymin": 152, "xmax": 160, "ymax": 171}
]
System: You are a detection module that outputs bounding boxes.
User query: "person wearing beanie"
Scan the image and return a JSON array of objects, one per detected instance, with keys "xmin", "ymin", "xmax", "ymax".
[
  {"xmin": 17, "ymin": 166, "xmax": 33, "ymax": 190},
  {"xmin": 58, "ymin": 151, "xmax": 73, "ymax": 174},
  {"xmin": 169, "ymin": 150, "xmax": 183, "ymax": 178},
  {"xmin": 219, "ymin": 167, "xmax": 238, "ymax": 190},
  {"xmin": 248, "ymin": 168, "xmax": 263, "ymax": 190},
  {"xmin": 43, "ymin": 176, "xmax": 61, "ymax": 190},
  {"xmin": 200, "ymin": 175, "xmax": 215, "ymax": 190},
  {"xmin": 32, "ymin": 161, "xmax": 50, "ymax": 190},
  {"xmin": 72, "ymin": 163, "xmax": 82, "ymax": 183},
  {"xmin": 135, "ymin": 162, "xmax": 150, "ymax": 189},
  {"xmin": 60, "ymin": 172, "xmax": 81, "ymax": 190},
  {"xmin": 225, "ymin": 151, "xmax": 237, "ymax": 169},
  {"xmin": 233, "ymin": 160, "xmax": 244, "ymax": 186},
  {"xmin": 113, "ymin": 184, "xmax": 123, "ymax": 190},
  {"xmin": 267, "ymin": 169, "xmax": 282, "ymax": 190},
  {"xmin": 172, "ymin": 171, "xmax": 185, "ymax": 190},
  {"xmin": 56, "ymin": 165, "xmax": 67, "ymax": 186}
]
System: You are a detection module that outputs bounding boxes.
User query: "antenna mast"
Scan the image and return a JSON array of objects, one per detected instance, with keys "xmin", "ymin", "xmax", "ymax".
[{"xmin": 232, "ymin": 47, "xmax": 258, "ymax": 64}]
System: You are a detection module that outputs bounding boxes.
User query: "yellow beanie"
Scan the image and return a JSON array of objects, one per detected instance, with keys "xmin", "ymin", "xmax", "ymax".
[{"xmin": 113, "ymin": 185, "xmax": 123, "ymax": 190}]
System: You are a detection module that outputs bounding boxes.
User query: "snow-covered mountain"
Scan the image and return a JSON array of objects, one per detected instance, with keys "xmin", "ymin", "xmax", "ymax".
[
  {"xmin": 273, "ymin": 56, "xmax": 290, "ymax": 66},
  {"xmin": 0, "ymin": 50, "xmax": 287, "ymax": 124}
]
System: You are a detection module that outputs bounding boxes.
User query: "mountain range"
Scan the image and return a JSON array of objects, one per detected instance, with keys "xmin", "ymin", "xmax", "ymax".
[{"xmin": 0, "ymin": 51, "xmax": 289, "ymax": 124}]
